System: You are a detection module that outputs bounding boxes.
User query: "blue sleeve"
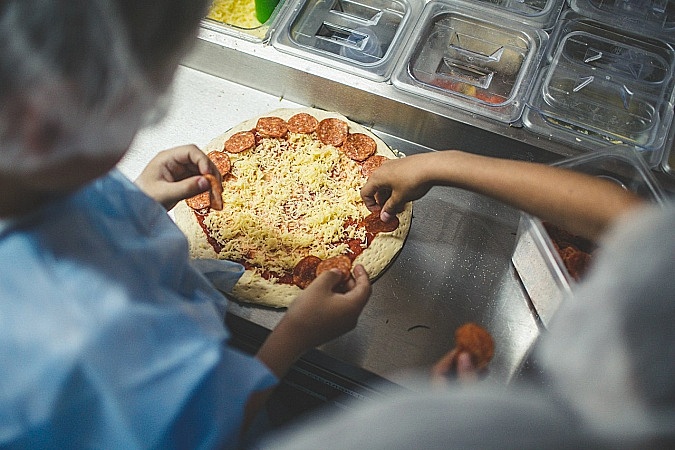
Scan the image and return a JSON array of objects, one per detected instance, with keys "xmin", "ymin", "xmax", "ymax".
[{"xmin": 0, "ymin": 171, "xmax": 277, "ymax": 449}]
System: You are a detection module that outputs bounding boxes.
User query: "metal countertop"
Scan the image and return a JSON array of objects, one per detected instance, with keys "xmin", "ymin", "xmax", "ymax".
[{"xmin": 121, "ymin": 65, "xmax": 542, "ymax": 388}]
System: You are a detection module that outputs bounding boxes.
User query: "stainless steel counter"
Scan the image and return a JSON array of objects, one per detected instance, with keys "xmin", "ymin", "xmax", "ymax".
[{"xmin": 120, "ymin": 65, "xmax": 541, "ymax": 388}]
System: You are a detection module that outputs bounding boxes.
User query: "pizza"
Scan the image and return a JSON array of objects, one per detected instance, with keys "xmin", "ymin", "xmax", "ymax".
[{"xmin": 173, "ymin": 107, "xmax": 412, "ymax": 308}]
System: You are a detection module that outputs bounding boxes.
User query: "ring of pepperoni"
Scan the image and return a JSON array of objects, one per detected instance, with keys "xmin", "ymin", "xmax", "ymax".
[{"xmin": 173, "ymin": 107, "xmax": 412, "ymax": 308}]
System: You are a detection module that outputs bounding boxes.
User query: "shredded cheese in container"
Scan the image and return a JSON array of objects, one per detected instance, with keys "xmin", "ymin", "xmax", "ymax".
[
  {"xmin": 205, "ymin": 133, "xmax": 370, "ymax": 276},
  {"xmin": 207, "ymin": 0, "xmax": 262, "ymax": 29}
]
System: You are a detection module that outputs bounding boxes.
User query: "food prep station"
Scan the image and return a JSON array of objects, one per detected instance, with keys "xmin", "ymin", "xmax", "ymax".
[{"xmin": 119, "ymin": 0, "xmax": 675, "ymax": 414}]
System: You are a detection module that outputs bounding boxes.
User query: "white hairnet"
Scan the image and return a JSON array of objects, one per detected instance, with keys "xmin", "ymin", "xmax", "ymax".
[{"xmin": 0, "ymin": 0, "xmax": 208, "ymax": 175}]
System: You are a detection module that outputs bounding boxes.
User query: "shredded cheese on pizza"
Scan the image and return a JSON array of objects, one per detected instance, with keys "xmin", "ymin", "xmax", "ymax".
[{"xmin": 204, "ymin": 132, "xmax": 370, "ymax": 276}]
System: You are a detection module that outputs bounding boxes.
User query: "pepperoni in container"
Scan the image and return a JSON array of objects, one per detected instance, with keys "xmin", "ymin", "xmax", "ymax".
[
  {"xmin": 287, "ymin": 113, "xmax": 319, "ymax": 134},
  {"xmin": 361, "ymin": 155, "xmax": 387, "ymax": 177},
  {"xmin": 342, "ymin": 133, "xmax": 377, "ymax": 161},
  {"xmin": 224, "ymin": 131, "xmax": 255, "ymax": 153},
  {"xmin": 317, "ymin": 118, "xmax": 349, "ymax": 146},
  {"xmin": 293, "ymin": 255, "xmax": 322, "ymax": 288},
  {"xmin": 363, "ymin": 211, "xmax": 399, "ymax": 233},
  {"xmin": 316, "ymin": 255, "xmax": 352, "ymax": 283},
  {"xmin": 204, "ymin": 173, "xmax": 223, "ymax": 211},
  {"xmin": 256, "ymin": 116, "xmax": 288, "ymax": 138},
  {"xmin": 207, "ymin": 151, "xmax": 232, "ymax": 175}
]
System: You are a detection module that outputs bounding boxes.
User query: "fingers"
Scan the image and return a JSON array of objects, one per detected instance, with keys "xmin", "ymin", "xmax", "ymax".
[
  {"xmin": 361, "ymin": 179, "xmax": 406, "ymax": 223},
  {"xmin": 307, "ymin": 268, "xmax": 369, "ymax": 306},
  {"xmin": 430, "ymin": 348, "xmax": 458, "ymax": 384},
  {"xmin": 347, "ymin": 264, "xmax": 372, "ymax": 306},
  {"xmin": 163, "ymin": 145, "xmax": 221, "ymax": 182},
  {"xmin": 163, "ymin": 176, "xmax": 210, "ymax": 205},
  {"xmin": 430, "ymin": 349, "xmax": 479, "ymax": 386},
  {"xmin": 455, "ymin": 352, "xmax": 479, "ymax": 382},
  {"xmin": 360, "ymin": 179, "xmax": 387, "ymax": 211},
  {"xmin": 309, "ymin": 267, "xmax": 346, "ymax": 292}
]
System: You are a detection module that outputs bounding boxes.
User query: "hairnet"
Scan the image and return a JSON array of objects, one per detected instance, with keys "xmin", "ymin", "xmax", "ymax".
[{"xmin": 0, "ymin": 0, "xmax": 208, "ymax": 175}]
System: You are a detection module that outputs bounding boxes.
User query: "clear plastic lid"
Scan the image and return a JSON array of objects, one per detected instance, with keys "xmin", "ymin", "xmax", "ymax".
[
  {"xmin": 391, "ymin": 0, "xmax": 547, "ymax": 123},
  {"xmin": 465, "ymin": 0, "xmax": 565, "ymax": 29},
  {"xmin": 523, "ymin": 15, "xmax": 675, "ymax": 167},
  {"xmin": 271, "ymin": 0, "xmax": 422, "ymax": 81},
  {"xmin": 569, "ymin": 0, "xmax": 675, "ymax": 42}
]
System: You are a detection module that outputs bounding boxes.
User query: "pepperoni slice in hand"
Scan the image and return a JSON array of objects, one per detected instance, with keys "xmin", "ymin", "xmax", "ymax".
[
  {"xmin": 342, "ymin": 133, "xmax": 377, "ymax": 161},
  {"xmin": 207, "ymin": 151, "xmax": 232, "ymax": 175},
  {"xmin": 256, "ymin": 116, "xmax": 288, "ymax": 138},
  {"xmin": 204, "ymin": 173, "xmax": 223, "ymax": 211},
  {"xmin": 361, "ymin": 155, "xmax": 387, "ymax": 177},
  {"xmin": 454, "ymin": 323, "xmax": 495, "ymax": 370},
  {"xmin": 315, "ymin": 255, "xmax": 352, "ymax": 284},
  {"xmin": 363, "ymin": 211, "xmax": 399, "ymax": 233},
  {"xmin": 317, "ymin": 118, "xmax": 349, "ymax": 146},
  {"xmin": 293, "ymin": 255, "xmax": 322, "ymax": 289},
  {"xmin": 224, "ymin": 131, "xmax": 255, "ymax": 153},
  {"xmin": 287, "ymin": 113, "xmax": 319, "ymax": 134}
]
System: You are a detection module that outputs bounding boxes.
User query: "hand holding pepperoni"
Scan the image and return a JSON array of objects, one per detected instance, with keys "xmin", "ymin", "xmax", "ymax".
[
  {"xmin": 279, "ymin": 264, "xmax": 372, "ymax": 350},
  {"xmin": 360, "ymin": 153, "xmax": 437, "ymax": 222},
  {"xmin": 135, "ymin": 144, "xmax": 222, "ymax": 211},
  {"xmin": 430, "ymin": 323, "xmax": 494, "ymax": 386}
]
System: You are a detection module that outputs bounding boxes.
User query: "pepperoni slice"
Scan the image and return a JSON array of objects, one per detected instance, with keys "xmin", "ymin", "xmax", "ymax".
[
  {"xmin": 360, "ymin": 154, "xmax": 387, "ymax": 177},
  {"xmin": 363, "ymin": 211, "xmax": 399, "ymax": 233},
  {"xmin": 346, "ymin": 239, "xmax": 364, "ymax": 260},
  {"xmin": 293, "ymin": 255, "xmax": 322, "ymax": 289},
  {"xmin": 224, "ymin": 131, "xmax": 255, "ymax": 153},
  {"xmin": 317, "ymin": 118, "xmax": 349, "ymax": 146},
  {"xmin": 186, "ymin": 191, "xmax": 210, "ymax": 210},
  {"xmin": 256, "ymin": 116, "xmax": 288, "ymax": 138},
  {"xmin": 207, "ymin": 151, "xmax": 232, "ymax": 175},
  {"xmin": 342, "ymin": 133, "xmax": 377, "ymax": 162},
  {"xmin": 454, "ymin": 323, "xmax": 494, "ymax": 370},
  {"xmin": 316, "ymin": 255, "xmax": 352, "ymax": 283},
  {"xmin": 287, "ymin": 113, "xmax": 319, "ymax": 134},
  {"xmin": 204, "ymin": 173, "xmax": 223, "ymax": 211}
]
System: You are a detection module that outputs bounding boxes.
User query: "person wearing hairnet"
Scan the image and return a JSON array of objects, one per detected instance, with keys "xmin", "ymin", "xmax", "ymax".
[
  {"xmin": 0, "ymin": 1, "xmax": 371, "ymax": 448},
  {"xmin": 257, "ymin": 151, "xmax": 675, "ymax": 448}
]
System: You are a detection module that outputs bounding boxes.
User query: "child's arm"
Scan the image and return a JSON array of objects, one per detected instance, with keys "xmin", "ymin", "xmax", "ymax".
[
  {"xmin": 242, "ymin": 265, "xmax": 372, "ymax": 432},
  {"xmin": 361, "ymin": 150, "xmax": 644, "ymax": 241}
]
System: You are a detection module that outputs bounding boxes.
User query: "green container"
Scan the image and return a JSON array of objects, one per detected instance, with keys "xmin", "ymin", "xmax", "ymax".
[{"xmin": 255, "ymin": 0, "xmax": 279, "ymax": 23}]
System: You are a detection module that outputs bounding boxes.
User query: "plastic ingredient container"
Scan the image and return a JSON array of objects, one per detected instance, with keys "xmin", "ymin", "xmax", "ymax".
[
  {"xmin": 392, "ymin": 0, "xmax": 547, "ymax": 123},
  {"xmin": 522, "ymin": 13, "xmax": 675, "ymax": 167},
  {"xmin": 568, "ymin": 0, "xmax": 675, "ymax": 42},
  {"xmin": 511, "ymin": 145, "xmax": 666, "ymax": 327},
  {"xmin": 466, "ymin": 0, "xmax": 565, "ymax": 29},
  {"xmin": 203, "ymin": 0, "xmax": 288, "ymax": 42},
  {"xmin": 272, "ymin": 0, "xmax": 422, "ymax": 81}
]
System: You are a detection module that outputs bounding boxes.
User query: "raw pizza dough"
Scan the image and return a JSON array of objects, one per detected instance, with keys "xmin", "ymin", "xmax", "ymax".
[{"xmin": 174, "ymin": 107, "xmax": 412, "ymax": 307}]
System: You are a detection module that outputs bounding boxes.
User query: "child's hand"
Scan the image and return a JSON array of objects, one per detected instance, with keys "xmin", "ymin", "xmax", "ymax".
[
  {"xmin": 135, "ymin": 145, "xmax": 220, "ymax": 210},
  {"xmin": 256, "ymin": 265, "xmax": 371, "ymax": 378},
  {"xmin": 284, "ymin": 264, "xmax": 372, "ymax": 349},
  {"xmin": 360, "ymin": 154, "xmax": 435, "ymax": 222}
]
